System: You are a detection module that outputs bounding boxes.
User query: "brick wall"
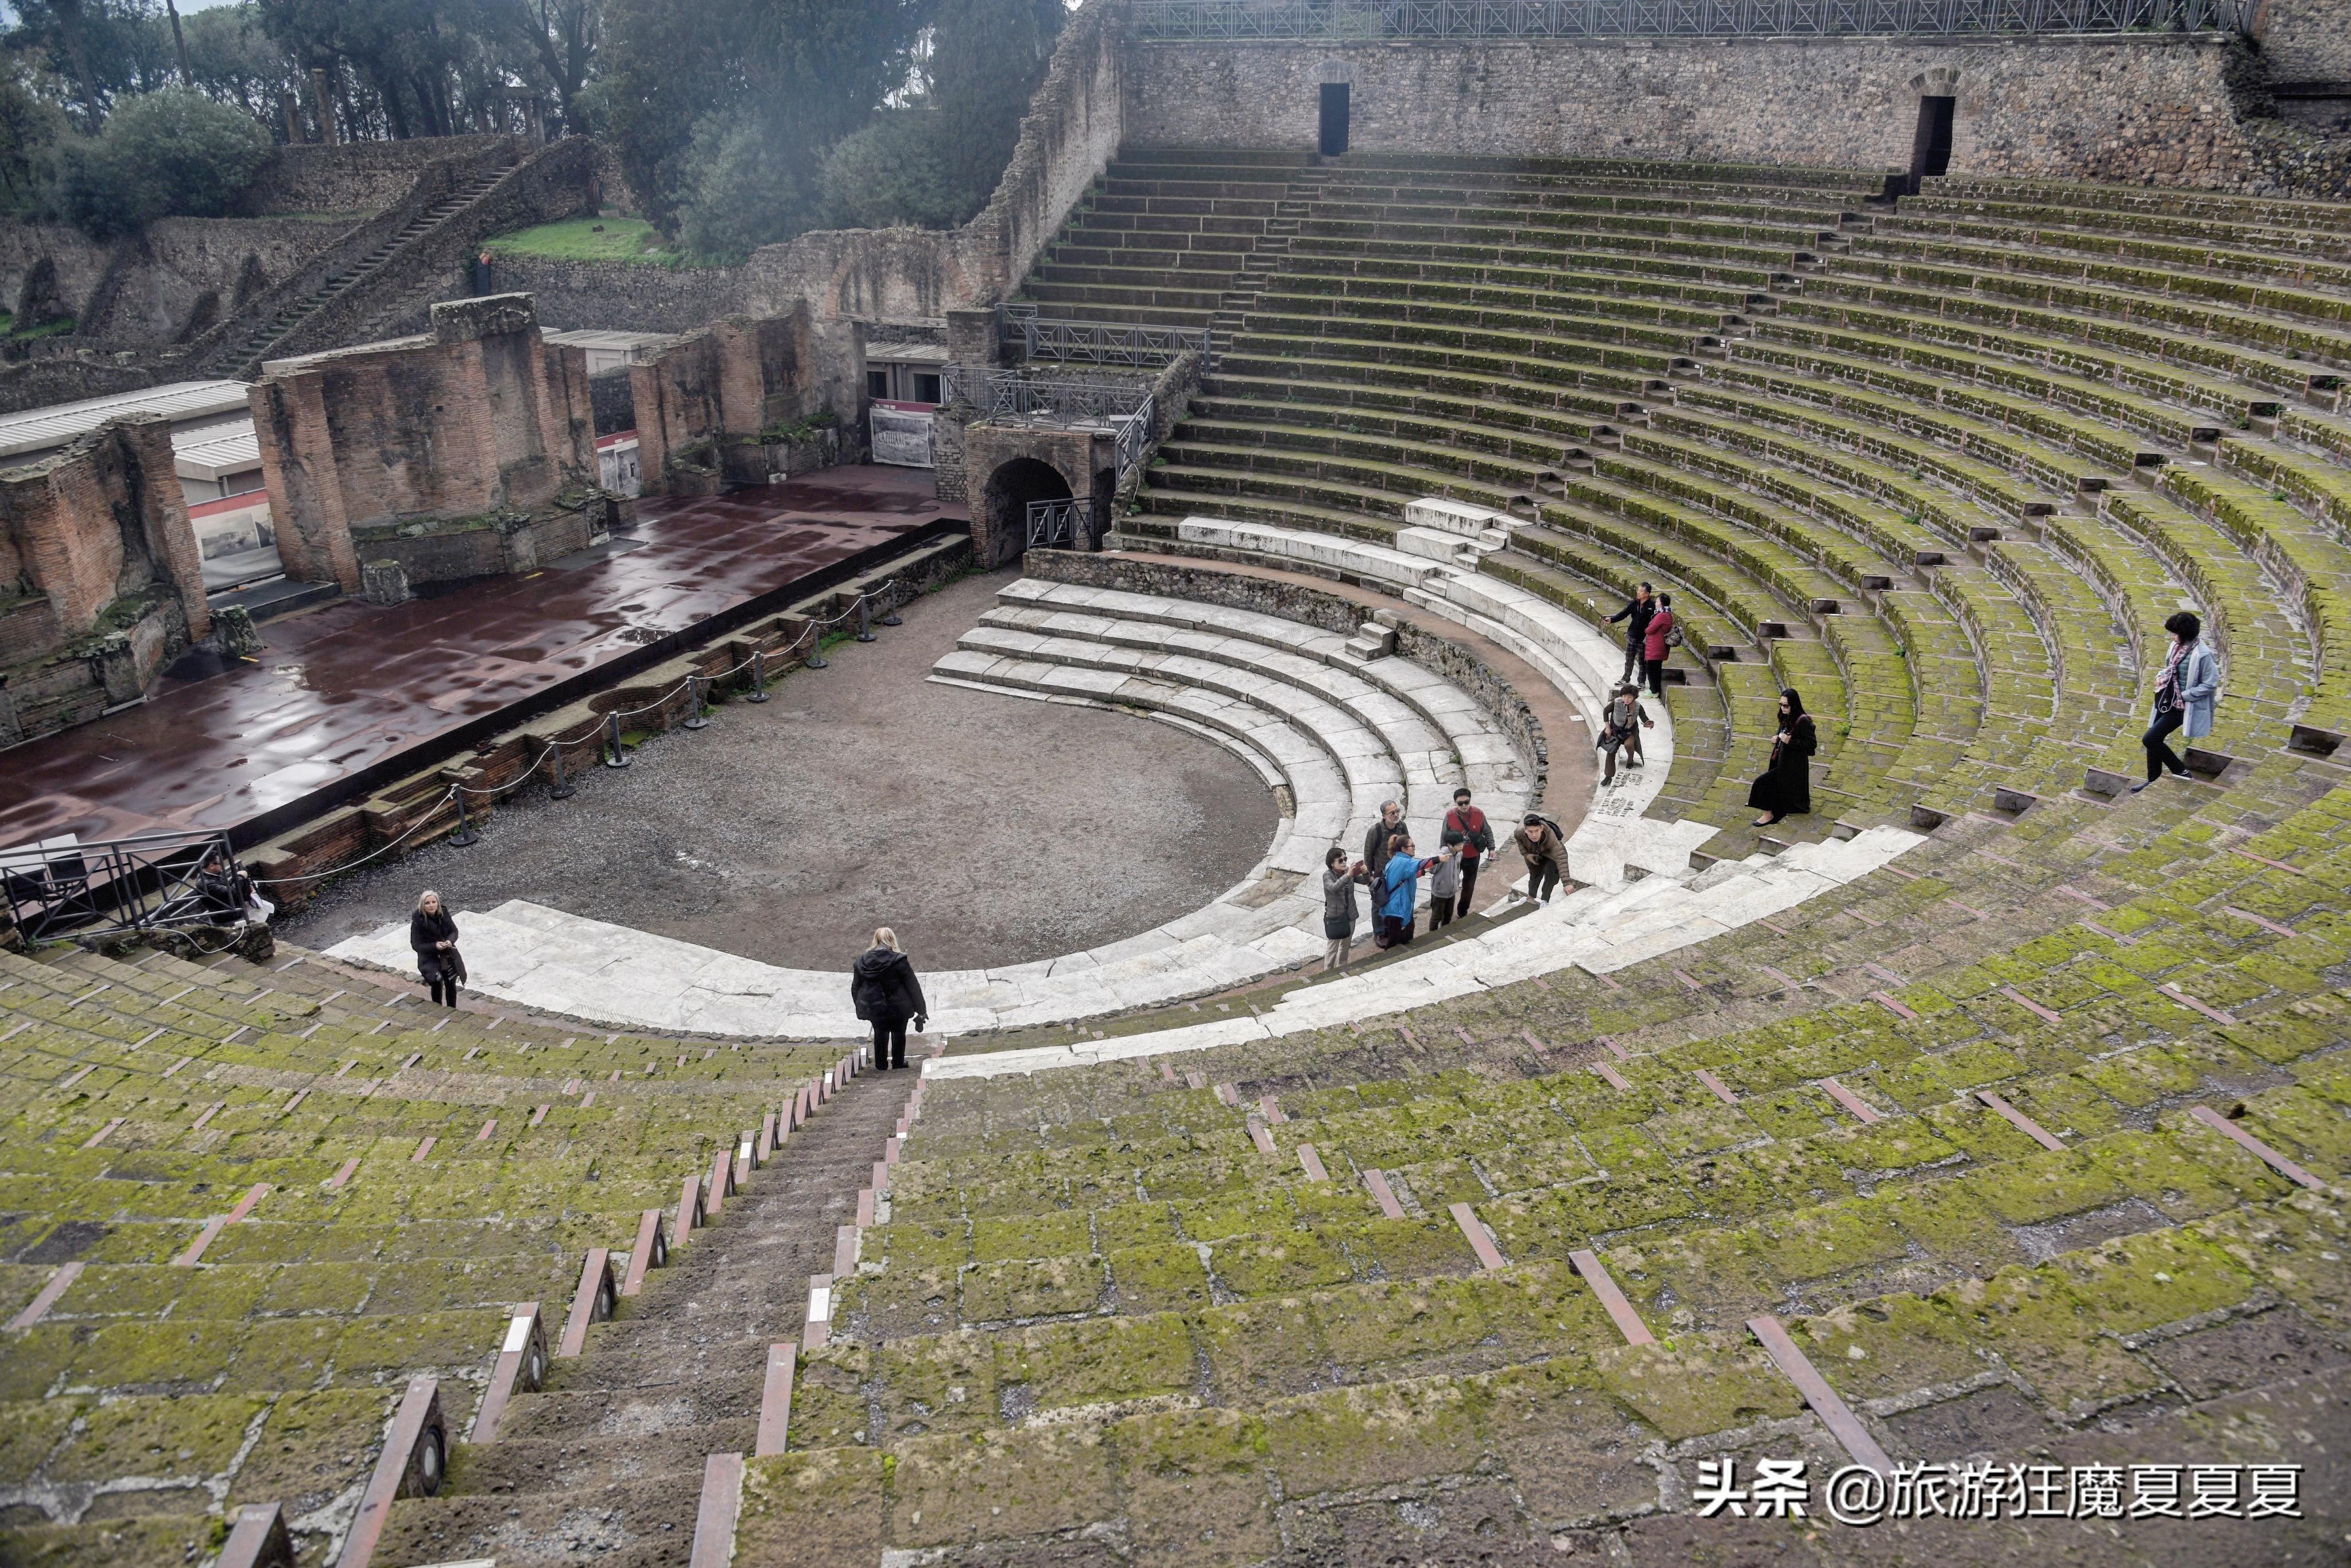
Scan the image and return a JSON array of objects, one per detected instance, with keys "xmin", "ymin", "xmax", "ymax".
[
  {"xmin": 250, "ymin": 294, "xmax": 597, "ymax": 592},
  {"xmin": 629, "ymin": 309, "xmax": 817, "ymax": 495},
  {"xmin": 0, "ymin": 412, "xmax": 205, "ymax": 645}
]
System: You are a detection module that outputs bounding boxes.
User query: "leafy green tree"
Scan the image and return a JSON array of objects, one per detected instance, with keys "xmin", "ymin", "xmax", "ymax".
[
  {"xmin": 600, "ymin": 0, "xmax": 924, "ymax": 250},
  {"xmin": 0, "ymin": 52, "xmax": 73, "ymax": 212},
  {"xmin": 925, "ymin": 0, "xmax": 1060, "ymax": 221},
  {"xmin": 48, "ymin": 85, "xmax": 273, "ymax": 235},
  {"xmin": 818, "ymin": 108, "xmax": 955, "ymax": 229}
]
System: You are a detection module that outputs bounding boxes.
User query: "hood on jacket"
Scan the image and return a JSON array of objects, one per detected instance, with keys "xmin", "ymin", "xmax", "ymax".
[{"xmin": 854, "ymin": 947, "xmax": 904, "ymax": 980}]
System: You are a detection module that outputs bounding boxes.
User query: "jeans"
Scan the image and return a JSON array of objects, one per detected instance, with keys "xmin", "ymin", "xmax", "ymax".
[
  {"xmin": 1457, "ymin": 857, "xmax": 1479, "ymax": 914},
  {"xmin": 1429, "ymin": 894, "xmax": 1456, "ymax": 930},
  {"xmin": 1527, "ymin": 857, "xmax": 1562, "ymax": 904},
  {"xmin": 428, "ymin": 979, "xmax": 459, "ymax": 1007},
  {"xmin": 871, "ymin": 1018, "xmax": 907, "ymax": 1070},
  {"xmin": 2144, "ymin": 707, "xmax": 2187, "ymax": 782}
]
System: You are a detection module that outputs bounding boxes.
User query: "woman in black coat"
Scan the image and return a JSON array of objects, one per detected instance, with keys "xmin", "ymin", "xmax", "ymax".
[
  {"xmin": 1748, "ymin": 688, "xmax": 1818, "ymax": 826},
  {"xmin": 410, "ymin": 890, "xmax": 465, "ymax": 1008},
  {"xmin": 850, "ymin": 927, "xmax": 928, "ymax": 1070}
]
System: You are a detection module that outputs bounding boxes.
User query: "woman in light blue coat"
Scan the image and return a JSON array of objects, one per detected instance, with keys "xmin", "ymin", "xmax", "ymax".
[
  {"xmin": 1377, "ymin": 832, "xmax": 1437, "ymax": 949},
  {"xmin": 2137, "ymin": 610, "xmax": 2220, "ymax": 791}
]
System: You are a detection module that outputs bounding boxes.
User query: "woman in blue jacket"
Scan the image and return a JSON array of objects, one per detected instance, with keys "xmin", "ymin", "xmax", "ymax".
[
  {"xmin": 2137, "ymin": 611, "xmax": 2220, "ymax": 791},
  {"xmin": 1377, "ymin": 832, "xmax": 1438, "ymax": 949}
]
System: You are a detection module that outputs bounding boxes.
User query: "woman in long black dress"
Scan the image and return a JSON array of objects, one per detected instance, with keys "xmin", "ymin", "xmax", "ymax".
[{"xmin": 1748, "ymin": 688, "xmax": 1817, "ymax": 826}]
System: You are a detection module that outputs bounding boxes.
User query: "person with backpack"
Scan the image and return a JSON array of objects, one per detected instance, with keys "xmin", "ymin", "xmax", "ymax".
[
  {"xmin": 1512, "ymin": 813, "xmax": 1568, "ymax": 905},
  {"xmin": 1598, "ymin": 684, "xmax": 1654, "ymax": 786},
  {"xmin": 1321, "ymin": 845, "xmax": 1370, "ymax": 972},
  {"xmin": 1748, "ymin": 688, "xmax": 1819, "ymax": 826},
  {"xmin": 1606, "ymin": 582, "xmax": 1655, "ymax": 683},
  {"xmin": 1377, "ymin": 832, "xmax": 1440, "ymax": 948},
  {"xmin": 1361, "ymin": 799, "xmax": 1404, "ymax": 888},
  {"xmin": 2136, "ymin": 610, "xmax": 2220, "ymax": 791},
  {"xmin": 1439, "ymin": 787, "xmax": 1496, "ymax": 914},
  {"xmin": 850, "ymin": 927, "xmax": 928, "ymax": 1069},
  {"xmin": 1640, "ymin": 592, "xmax": 1678, "ymax": 698}
]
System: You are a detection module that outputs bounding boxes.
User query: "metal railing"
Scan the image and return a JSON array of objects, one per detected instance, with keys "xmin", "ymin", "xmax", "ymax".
[
  {"xmin": 1026, "ymin": 497, "xmax": 1091, "ymax": 548},
  {"xmin": 1, "ymin": 827, "xmax": 242, "ymax": 943},
  {"xmin": 940, "ymin": 365, "xmax": 1161, "ymax": 487},
  {"xmin": 1130, "ymin": 0, "xmax": 2253, "ymax": 38},
  {"xmin": 1011, "ymin": 313, "xmax": 1215, "ymax": 370}
]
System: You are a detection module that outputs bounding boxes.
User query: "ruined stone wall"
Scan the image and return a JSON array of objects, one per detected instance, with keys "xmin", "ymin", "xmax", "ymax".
[
  {"xmin": 474, "ymin": 254, "xmax": 747, "ymax": 336},
  {"xmin": 1124, "ymin": 34, "xmax": 2275, "ymax": 190},
  {"xmin": 628, "ymin": 309, "xmax": 818, "ymax": 495},
  {"xmin": 2253, "ymin": 0, "xmax": 2351, "ymax": 83},
  {"xmin": 249, "ymin": 294, "xmax": 596, "ymax": 592},
  {"xmin": 75, "ymin": 216, "xmax": 354, "ymax": 346},
  {"xmin": 0, "ymin": 413, "xmax": 205, "ymax": 646},
  {"xmin": 240, "ymin": 135, "xmax": 519, "ymax": 217}
]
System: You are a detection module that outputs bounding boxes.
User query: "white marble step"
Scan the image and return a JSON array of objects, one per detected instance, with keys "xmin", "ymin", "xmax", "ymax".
[
  {"xmin": 1156, "ymin": 516, "xmax": 1689, "ymax": 882},
  {"xmin": 960, "ymin": 614, "xmax": 1526, "ymax": 836},
  {"xmin": 933, "ymin": 646, "xmax": 1414, "ymax": 848},
  {"xmin": 924, "ymin": 825, "xmax": 1927, "ymax": 1080},
  {"xmin": 928, "ymin": 661, "xmax": 1347, "ymax": 879},
  {"xmin": 996, "ymin": 579, "xmax": 1519, "ymax": 768},
  {"xmin": 1405, "ymin": 496, "xmax": 1514, "ymax": 538}
]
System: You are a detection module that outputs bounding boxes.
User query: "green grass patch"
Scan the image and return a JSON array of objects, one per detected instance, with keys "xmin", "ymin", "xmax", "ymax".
[{"xmin": 484, "ymin": 216, "xmax": 689, "ymax": 267}]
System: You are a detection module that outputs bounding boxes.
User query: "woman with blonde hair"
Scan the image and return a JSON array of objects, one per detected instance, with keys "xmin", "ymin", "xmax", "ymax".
[
  {"xmin": 409, "ymin": 890, "xmax": 464, "ymax": 1008},
  {"xmin": 849, "ymin": 926, "xmax": 928, "ymax": 1070}
]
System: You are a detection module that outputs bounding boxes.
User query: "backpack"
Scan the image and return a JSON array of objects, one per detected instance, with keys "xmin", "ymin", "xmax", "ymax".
[{"xmin": 1665, "ymin": 622, "xmax": 1685, "ymax": 649}]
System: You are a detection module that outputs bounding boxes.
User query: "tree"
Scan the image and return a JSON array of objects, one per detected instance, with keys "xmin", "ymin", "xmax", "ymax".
[
  {"xmin": 0, "ymin": 52, "xmax": 73, "ymax": 212},
  {"xmin": 48, "ymin": 85, "xmax": 274, "ymax": 235},
  {"xmin": 925, "ymin": 0, "xmax": 1060, "ymax": 221},
  {"xmin": 819, "ymin": 110, "xmax": 955, "ymax": 230},
  {"xmin": 181, "ymin": 5, "xmax": 308, "ymax": 130},
  {"xmin": 599, "ymin": 0, "xmax": 925, "ymax": 249}
]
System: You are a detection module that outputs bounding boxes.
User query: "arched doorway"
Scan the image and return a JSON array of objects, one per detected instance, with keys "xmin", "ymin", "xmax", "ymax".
[{"xmin": 981, "ymin": 457, "xmax": 1073, "ymax": 567}]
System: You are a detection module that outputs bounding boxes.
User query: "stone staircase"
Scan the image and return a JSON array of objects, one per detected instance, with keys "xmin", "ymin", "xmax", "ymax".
[
  {"xmin": 202, "ymin": 154, "xmax": 521, "ymax": 378},
  {"xmin": 373, "ymin": 1066, "xmax": 913, "ymax": 1568}
]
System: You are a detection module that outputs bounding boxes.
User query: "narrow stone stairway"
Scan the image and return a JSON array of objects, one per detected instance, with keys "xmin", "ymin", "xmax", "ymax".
[
  {"xmin": 206, "ymin": 156, "xmax": 519, "ymax": 378},
  {"xmin": 373, "ymin": 1056, "xmax": 915, "ymax": 1568}
]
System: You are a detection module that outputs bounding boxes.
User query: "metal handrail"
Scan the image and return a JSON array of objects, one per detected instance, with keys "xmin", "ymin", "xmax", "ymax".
[
  {"xmin": 1015, "ymin": 315, "xmax": 1215, "ymax": 369},
  {"xmin": 1129, "ymin": 0, "xmax": 2253, "ymax": 38},
  {"xmin": 0, "ymin": 826, "xmax": 241, "ymax": 942}
]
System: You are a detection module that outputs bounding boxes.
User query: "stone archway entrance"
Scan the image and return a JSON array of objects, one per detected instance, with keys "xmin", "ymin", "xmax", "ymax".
[{"xmin": 981, "ymin": 457, "xmax": 1074, "ymax": 568}]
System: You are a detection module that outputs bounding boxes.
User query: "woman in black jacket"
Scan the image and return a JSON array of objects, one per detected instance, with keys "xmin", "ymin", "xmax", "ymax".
[
  {"xmin": 850, "ymin": 927, "xmax": 928, "ymax": 1070},
  {"xmin": 410, "ymin": 890, "xmax": 465, "ymax": 1008},
  {"xmin": 1748, "ymin": 688, "xmax": 1818, "ymax": 826}
]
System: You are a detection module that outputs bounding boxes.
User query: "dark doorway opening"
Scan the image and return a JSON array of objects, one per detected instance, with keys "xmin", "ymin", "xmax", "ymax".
[
  {"xmin": 1319, "ymin": 83, "xmax": 1350, "ymax": 157},
  {"xmin": 981, "ymin": 457, "xmax": 1072, "ymax": 566},
  {"xmin": 1909, "ymin": 95, "xmax": 1955, "ymax": 190}
]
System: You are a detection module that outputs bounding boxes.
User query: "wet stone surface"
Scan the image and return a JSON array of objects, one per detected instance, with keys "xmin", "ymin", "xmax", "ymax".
[{"xmin": 277, "ymin": 570, "xmax": 1277, "ymax": 972}]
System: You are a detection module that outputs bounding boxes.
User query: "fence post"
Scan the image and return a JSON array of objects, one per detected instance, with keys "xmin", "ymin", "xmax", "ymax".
[
  {"xmin": 805, "ymin": 622, "xmax": 827, "ymax": 670},
  {"xmin": 747, "ymin": 650, "xmax": 770, "ymax": 703},
  {"xmin": 448, "ymin": 791, "xmax": 479, "ymax": 849},
  {"xmin": 855, "ymin": 597, "xmax": 876, "ymax": 643},
  {"xmin": 548, "ymin": 740, "xmax": 575, "ymax": 800},
  {"xmin": 604, "ymin": 711, "xmax": 631, "ymax": 769},
  {"xmin": 683, "ymin": 676, "xmax": 709, "ymax": 730},
  {"xmin": 879, "ymin": 582, "xmax": 903, "ymax": 628}
]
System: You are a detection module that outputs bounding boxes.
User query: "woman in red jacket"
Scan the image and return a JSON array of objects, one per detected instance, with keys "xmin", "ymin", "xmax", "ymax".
[{"xmin": 1639, "ymin": 592, "xmax": 1677, "ymax": 697}]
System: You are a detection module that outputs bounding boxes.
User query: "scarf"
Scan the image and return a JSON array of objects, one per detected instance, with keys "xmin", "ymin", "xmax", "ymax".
[{"xmin": 2157, "ymin": 638, "xmax": 2190, "ymax": 709}]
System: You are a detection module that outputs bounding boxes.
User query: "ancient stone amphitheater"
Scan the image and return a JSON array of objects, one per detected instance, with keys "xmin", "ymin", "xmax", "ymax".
[{"xmin": 9, "ymin": 143, "xmax": 2351, "ymax": 1568}]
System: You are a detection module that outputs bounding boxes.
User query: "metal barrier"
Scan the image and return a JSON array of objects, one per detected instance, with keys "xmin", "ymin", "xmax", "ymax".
[
  {"xmin": 1013, "ymin": 315, "xmax": 1214, "ymax": 370},
  {"xmin": 1128, "ymin": 0, "xmax": 2253, "ymax": 38},
  {"xmin": 1026, "ymin": 498, "xmax": 1091, "ymax": 549},
  {"xmin": 941, "ymin": 366, "xmax": 1158, "ymax": 487},
  {"xmin": 0, "ymin": 826, "xmax": 242, "ymax": 942}
]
